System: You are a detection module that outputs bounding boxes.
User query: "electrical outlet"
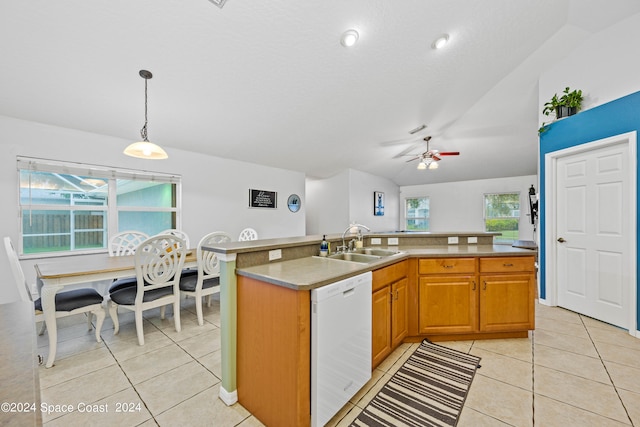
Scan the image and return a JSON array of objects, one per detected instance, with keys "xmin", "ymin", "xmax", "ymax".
[
  {"xmin": 370, "ymin": 238, "xmax": 382, "ymax": 245},
  {"xmin": 468, "ymin": 236, "xmax": 478, "ymax": 244},
  {"xmin": 268, "ymin": 249, "xmax": 282, "ymax": 261},
  {"xmin": 448, "ymin": 236, "xmax": 459, "ymax": 244},
  {"xmin": 388, "ymin": 237, "xmax": 399, "ymax": 245}
]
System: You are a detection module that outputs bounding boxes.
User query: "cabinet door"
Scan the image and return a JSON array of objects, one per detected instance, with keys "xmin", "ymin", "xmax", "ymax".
[
  {"xmin": 391, "ymin": 278, "xmax": 408, "ymax": 348},
  {"xmin": 372, "ymin": 285, "xmax": 391, "ymax": 368},
  {"xmin": 480, "ymin": 274, "xmax": 535, "ymax": 332},
  {"xmin": 418, "ymin": 275, "xmax": 477, "ymax": 334}
]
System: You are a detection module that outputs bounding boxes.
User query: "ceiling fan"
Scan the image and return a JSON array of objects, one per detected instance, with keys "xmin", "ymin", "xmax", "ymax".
[{"xmin": 405, "ymin": 136, "xmax": 460, "ymax": 170}]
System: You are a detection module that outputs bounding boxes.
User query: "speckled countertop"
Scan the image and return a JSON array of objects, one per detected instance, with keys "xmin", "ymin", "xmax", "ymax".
[{"xmin": 236, "ymin": 244, "xmax": 536, "ymax": 291}]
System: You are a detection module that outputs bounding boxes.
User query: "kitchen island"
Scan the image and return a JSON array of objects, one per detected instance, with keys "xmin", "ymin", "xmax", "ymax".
[{"xmin": 205, "ymin": 232, "xmax": 537, "ymax": 426}]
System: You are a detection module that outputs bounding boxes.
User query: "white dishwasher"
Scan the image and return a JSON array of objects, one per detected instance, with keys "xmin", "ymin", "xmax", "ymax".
[{"xmin": 311, "ymin": 271, "xmax": 372, "ymax": 427}]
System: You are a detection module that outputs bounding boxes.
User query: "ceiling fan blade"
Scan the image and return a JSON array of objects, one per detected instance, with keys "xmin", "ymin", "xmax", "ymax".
[
  {"xmin": 405, "ymin": 156, "xmax": 421, "ymax": 163},
  {"xmin": 438, "ymin": 151, "xmax": 460, "ymax": 156},
  {"xmin": 431, "ymin": 154, "xmax": 441, "ymax": 161}
]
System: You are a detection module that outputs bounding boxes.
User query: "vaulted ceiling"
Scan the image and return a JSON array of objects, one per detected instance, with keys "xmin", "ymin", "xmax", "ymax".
[{"xmin": 1, "ymin": 1, "xmax": 639, "ymax": 185}]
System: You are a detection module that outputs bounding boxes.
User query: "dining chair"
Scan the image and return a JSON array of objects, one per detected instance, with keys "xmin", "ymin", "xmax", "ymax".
[
  {"xmin": 108, "ymin": 230, "xmax": 149, "ymax": 256},
  {"xmin": 159, "ymin": 229, "xmax": 190, "ymax": 248},
  {"xmin": 108, "ymin": 231, "xmax": 149, "ymax": 294},
  {"xmin": 107, "ymin": 234, "xmax": 187, "ymax": 346},
  {"xmin": 180, "ymin": 231, "xmax": 231, "ymax": 326},
  {"xmin": 4, "ymin": 236, "xmax": 105, "ymax": 345},
  {"xmin": 238, "ymin": 227, "xmax": 258, "ymax": 241}
]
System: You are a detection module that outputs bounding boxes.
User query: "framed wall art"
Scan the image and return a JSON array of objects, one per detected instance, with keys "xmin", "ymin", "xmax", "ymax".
[{"xmin": 374, "ymin": 191, "xmax": 384, "ymax": 216}]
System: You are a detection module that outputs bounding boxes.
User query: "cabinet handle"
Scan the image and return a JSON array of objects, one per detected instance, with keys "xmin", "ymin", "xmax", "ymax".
[
  {"xmin": 395, "ymin": 290, "xmax": 399, "ymax": 300},
  {"xmin": 503, "ymin": 263, "xmax": 514, "ymax": 267},
  {"xmin": 443, "ymin": 265, "xmax": 454, "ymax": 269},
  {"xmin": 483, "ymin": 281, "xmax": 487, "ymax": 290},
  {"xmin": 472, "ymin": 281, "xmax": 476, "ymax": 291}
]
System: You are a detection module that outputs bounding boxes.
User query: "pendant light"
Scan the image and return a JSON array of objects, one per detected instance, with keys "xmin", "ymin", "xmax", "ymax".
[{"xmin": 123, "ymin": 70, "xmax": 168, "ymax": 159}]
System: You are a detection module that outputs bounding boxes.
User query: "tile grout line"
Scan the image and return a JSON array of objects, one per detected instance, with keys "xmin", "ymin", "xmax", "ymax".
[
  {"xmin": 531, "ymin": 330, "xmax": 535, "ymax": 427},
  {"xmin": 579, "ymin": 315, "xmax": 635, "ymax": 426},
  {"xmin": 97, "ymin": 315, "xmax": 164, "ymax": 426}
]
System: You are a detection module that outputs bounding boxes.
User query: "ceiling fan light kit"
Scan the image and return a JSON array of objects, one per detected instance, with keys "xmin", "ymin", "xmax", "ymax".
[
  {"xmin": 406, "ymin": 136, "xmax": 459, "ymax": 170},
  {"xmin": 124, "ymin": 69, "xmax": 168, "ymax": 160}
]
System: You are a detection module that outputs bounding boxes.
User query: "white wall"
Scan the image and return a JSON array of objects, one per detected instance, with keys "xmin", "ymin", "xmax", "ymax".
[
  {"xmin": 0, "ymin": 115, "xmax": 306, "ymax": 303},
  {"xmin": 305, "ymin": 171, "xmax": 350, "ymax": 235},
  {"xmin": 347, "ymin": 169, "xmax": 399, "ymax": 232},
  {"xmin": 400, "ymin": 175, "xmax": 538, "ymax": 239},
  {"xmin": 539, "ymin": 13, "xmax": 640, "ymax": 120},
  {"xmin": 306, "ymin": 169, "xmax": 400, "ymax": 234}
]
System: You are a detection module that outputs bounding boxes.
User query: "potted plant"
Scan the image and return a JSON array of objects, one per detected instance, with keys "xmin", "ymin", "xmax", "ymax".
[
  {"xmin": 542, "ymin": 87, "xmax": 583, "ymax": 119},
  {"xmin": 540, "ymin": 87, "xmax": 584, "ymax": 134}
]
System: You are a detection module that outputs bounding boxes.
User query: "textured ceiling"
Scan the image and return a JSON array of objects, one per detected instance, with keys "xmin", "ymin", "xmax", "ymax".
[{"xmin": 1, "ymin": 1, "xmax": 639, "ymax": 185}]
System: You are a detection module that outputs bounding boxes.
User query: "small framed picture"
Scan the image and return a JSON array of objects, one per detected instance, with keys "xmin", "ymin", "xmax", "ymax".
[{"xmin": 374, "ymin": 191, "xmax": 384, "ymax": 216}]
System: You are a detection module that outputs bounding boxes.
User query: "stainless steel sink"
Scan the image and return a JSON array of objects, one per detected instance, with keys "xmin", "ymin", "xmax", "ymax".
[
  {"xmin": 353, "ymin": 247, "xmax": 402, "ymax": 257},
  {"xmin": 327, "ymin": 252, "xmax": 381, "ymax": 263}
]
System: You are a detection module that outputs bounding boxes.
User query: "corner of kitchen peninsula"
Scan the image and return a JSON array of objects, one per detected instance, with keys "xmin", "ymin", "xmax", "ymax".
[{"xmin": 204, "ymin": 232, "xmax": 537, "ymax": 427}]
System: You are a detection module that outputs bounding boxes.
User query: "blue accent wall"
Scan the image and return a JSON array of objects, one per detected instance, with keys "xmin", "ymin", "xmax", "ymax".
[{"xmin": 539, "ymin": 90, "xmax": 640, "ymax": 328}]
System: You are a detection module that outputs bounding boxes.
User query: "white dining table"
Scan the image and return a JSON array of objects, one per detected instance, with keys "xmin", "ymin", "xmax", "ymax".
[{"xmin": 34, "ymin": 251, "xmax": 197, "ymax": 368}]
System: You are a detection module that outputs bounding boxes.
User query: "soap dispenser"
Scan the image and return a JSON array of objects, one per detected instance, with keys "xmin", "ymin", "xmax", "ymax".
[
  {"xmin": 355, "ymin": 229, "xmax": 363, "ymax": 249},
  {"xmin": 320, "ymin": 235, "xmax": 329, "ymax": 256}
]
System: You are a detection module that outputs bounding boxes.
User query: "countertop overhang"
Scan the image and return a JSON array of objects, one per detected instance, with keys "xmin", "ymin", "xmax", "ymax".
[{"xmin": 235, "ymin": 244, "xmax": 536, "ymax": 291}]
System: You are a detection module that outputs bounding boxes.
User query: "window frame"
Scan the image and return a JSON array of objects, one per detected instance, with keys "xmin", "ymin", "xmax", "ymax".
[
  {"xmin": 483, "ymin": 191, "xmax": 520, "ymax": 244},
  {"xmin": 403, "ymin": 196, "xmax": 430, "ymax": 231},
  {"xmin": 17, "ymin": 156, "xmax": 182, "ymax": 258}
]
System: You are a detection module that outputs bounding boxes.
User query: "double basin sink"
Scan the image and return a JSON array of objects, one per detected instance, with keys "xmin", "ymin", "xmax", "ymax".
[{"xmin": 317, "ymin": 247, "xmax": 404, "ymax": 264}]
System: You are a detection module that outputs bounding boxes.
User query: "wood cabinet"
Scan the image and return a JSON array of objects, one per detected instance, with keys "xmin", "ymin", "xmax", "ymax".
[
  {"xmin": 371, "ymin": 260, "xmax": 408, "ymax": 368},
  {"xmin": 479, "ymin": 257, "xmax": 535, "ymax": 332},
  {"xmin": 417, "ymin": 256, "xmax": 535, "ymax": 338}
]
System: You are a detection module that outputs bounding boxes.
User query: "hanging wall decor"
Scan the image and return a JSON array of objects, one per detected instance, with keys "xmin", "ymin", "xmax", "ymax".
[
  {"xmin": 374, "ymin": 191, "xmax": 384, "ymax": 216},
  {"xmin": 249, "ymin": 189, "xmax": 277, "ymax": 209}
]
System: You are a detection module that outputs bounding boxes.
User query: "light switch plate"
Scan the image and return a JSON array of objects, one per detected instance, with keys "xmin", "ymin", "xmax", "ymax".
[
  {"xmin": 268, "ymin": 249, "xmax": 282, "ymax": 261},
  {"xmin": 370, "ymin": 238, "xmax": 382, "ymax": 245},
  {"xmin": 448, "ymin": 236, "xmax": 459, "ymax": 244},
  {"xmin": 468, "ymin": 236, "xmax": 478, "ymax": 244},
  {"xmin": 388, "ymin": 237, "xmax": 399, "ymax": 245}
]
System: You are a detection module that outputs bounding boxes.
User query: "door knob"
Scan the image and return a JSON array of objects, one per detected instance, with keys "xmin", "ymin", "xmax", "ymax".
[{"xmin": 557, "ymin": 237, "xmax": 566, "ymax": 243}]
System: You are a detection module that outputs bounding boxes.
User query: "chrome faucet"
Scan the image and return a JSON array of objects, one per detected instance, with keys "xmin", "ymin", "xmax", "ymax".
[{"xmin": 339, "ymin": 223, "xmax": 370, "ymax": 252}]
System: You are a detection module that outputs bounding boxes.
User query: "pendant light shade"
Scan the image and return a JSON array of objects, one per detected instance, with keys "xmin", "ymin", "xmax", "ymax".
[
  {"xmin": 123, "ymin": 141, "xmax": 168, "ymax": 159},
  {"xmin": 124, "ymin": 70, "xmax": 168, "ymax": 160}
]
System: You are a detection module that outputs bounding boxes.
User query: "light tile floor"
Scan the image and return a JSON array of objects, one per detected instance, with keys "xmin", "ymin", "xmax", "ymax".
[{"xmin": 38, "ymin": 299, "xmax": 640, "ymax": 426}]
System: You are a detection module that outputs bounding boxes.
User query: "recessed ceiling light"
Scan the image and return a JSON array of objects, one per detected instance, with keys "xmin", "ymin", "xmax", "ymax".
[
  {"xmin": 340, "ymin": 29, "xmax": 359, "ymax": 47},
  {"xmin": 431, "ymin": 34, "xmax": 450, "ymax": 50}
]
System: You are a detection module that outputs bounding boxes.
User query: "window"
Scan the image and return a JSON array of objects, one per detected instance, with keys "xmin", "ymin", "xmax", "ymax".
[
  {"xmin": 18, "ymin": 157, "xmax": 181, "ymax": 256},
  {"xmin": 404, "ymin": 197, "xmax": 429, "ymax": 231},
  {"xmin": 484, "ymin": 192, "xmax": 520, "ymax": 244}
]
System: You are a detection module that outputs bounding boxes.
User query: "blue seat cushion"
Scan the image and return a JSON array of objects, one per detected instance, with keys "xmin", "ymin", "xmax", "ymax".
[
  {"xmin": 179, "ymin": 275, "xmax": 220, "ymax": 292},
  {"xmin": 109, "ymin": 277, "xmax": 138, "ymax": 293},
  {"xmin": 109, "ymin": 285, "xmax": 174, "ymax": 306},
  {"xmin": 34, "ymin": 288, "xmax": 103, "ymax": 312}
]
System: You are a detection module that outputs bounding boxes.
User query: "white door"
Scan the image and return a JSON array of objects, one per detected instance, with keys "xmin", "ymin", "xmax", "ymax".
[{"xmin": 555, "ymin": 139, "xmax": 631, "ymax": 328}]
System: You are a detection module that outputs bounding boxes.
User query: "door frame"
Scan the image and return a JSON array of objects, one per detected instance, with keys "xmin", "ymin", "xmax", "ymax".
[{"xmin": 544, "ymin": 131, "xmax": 637, "ymax": 335}]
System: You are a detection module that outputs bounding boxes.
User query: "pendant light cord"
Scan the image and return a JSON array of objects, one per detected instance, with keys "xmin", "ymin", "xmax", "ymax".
[{"xmin": 140, "ymin": 76, "xmax": 149, "ymax": 142}]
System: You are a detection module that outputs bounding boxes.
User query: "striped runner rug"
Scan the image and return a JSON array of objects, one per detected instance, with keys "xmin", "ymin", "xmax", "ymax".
[{"xmin": 350, "ymin": 340, "xmax": 481, "ymax": 427}]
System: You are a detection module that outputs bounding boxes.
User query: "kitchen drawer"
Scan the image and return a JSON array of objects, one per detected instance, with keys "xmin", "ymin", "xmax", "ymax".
[
  {"xmin": 419, "ymin": 258, "xmax": 476, "ymax": 275},
  {"xmin": 372, "ymin": 260, "xmax": 408, "ymax": 291},
  {"xmin": 479, "ymin": 256, "xmax": 535, "ymax": 273}
]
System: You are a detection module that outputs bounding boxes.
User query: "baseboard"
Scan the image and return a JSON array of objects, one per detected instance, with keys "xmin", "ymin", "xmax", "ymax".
[{"xmin": 219, "ymin": 386, "xmax": 238, "ymax": 406}]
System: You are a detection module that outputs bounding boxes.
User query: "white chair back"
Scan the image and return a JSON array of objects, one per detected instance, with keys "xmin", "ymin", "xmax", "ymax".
[
  {"xmin": 198, "ymin": 232, "xmax": 232, "ymax": 279},
  {"xmin": 134, "ymin": 235, "xmax": 187, "ymax": 304},
  {"xmin": 109, "ymin": 231, "xmax": 148, "ymax": 256},
  {"xmin": 238, "ymin": 228, "xmax": 258, "ymax": 241},
  {"xmin": 160, "ymin": 229, "xmax": 190, "ymax": 248},
  {"xmin": 3, "ymin": 237, "xmax": 33, "ymax": 302}
]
